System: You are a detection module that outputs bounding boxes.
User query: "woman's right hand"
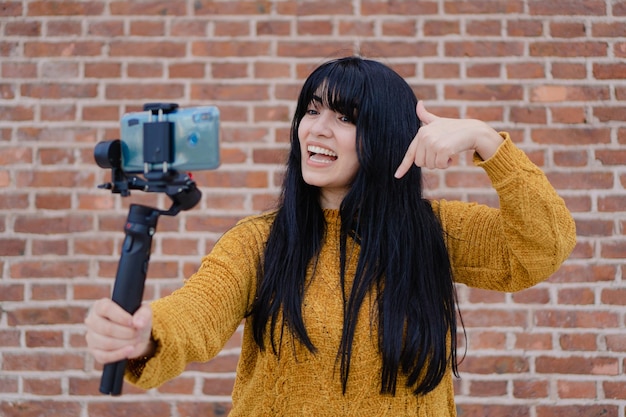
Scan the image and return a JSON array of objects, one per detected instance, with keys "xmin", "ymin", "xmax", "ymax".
[{"xmin": 84, "ymin": 298, "xmax": 154, "ymax": 364}]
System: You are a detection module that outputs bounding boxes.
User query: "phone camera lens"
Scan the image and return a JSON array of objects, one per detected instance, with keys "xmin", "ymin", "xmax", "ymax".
[{"xmin": 187, "ymin": 133, "xmax": 199, "ymax": 147}]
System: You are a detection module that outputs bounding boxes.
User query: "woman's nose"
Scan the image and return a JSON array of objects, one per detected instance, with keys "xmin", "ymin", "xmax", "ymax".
[{"xmin": 310, "ymin": 110, "xmax": 333, "ymax": 137}]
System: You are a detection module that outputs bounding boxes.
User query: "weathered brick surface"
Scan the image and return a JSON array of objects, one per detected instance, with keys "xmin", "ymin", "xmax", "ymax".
[{"xmin": 0, "ymin": 0, "xmax": 624, "ymax": 415}]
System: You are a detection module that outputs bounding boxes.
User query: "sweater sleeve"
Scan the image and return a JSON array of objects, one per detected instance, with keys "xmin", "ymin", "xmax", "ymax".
[
  {"xmin": 432, "ymin": 133, "xmax": 576, "ymax": 292},
  {"xmin": 124, "ymin": 215, "xmax": 271, "ymax": 389}
]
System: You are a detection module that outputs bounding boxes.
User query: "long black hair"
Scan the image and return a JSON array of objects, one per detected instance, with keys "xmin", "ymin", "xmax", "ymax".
[{"xmin": 249, "ymin": 56, "xmax": 460, "ymax": 396}]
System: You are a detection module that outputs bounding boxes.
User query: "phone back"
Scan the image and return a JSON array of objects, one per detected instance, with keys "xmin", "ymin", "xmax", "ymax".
[{"xmin": 120, "ymin": 106, "xmax": 220, "ymax": 173}]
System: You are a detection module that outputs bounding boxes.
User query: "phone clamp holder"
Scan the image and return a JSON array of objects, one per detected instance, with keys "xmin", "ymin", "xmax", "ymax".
[{"xmin": 93, "ymin": 103, "xmax": 201, "ymax": 395}]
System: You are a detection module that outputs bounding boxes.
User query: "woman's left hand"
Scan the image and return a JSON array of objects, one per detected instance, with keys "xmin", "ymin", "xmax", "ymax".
[{"xmin": 394, "ymin": 102, "xmax": 504, "ymax": 178}]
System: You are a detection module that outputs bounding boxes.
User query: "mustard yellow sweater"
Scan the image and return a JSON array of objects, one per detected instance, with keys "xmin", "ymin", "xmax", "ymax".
[{"xmin": 126, "ymin": 135, "xmax": 576, "ymax": 416}]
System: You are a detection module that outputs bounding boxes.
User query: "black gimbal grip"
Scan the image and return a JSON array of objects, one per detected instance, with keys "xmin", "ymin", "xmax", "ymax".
[{"xmin": 99, "ymin": 204, "xmax": 159, "ymax": 396}]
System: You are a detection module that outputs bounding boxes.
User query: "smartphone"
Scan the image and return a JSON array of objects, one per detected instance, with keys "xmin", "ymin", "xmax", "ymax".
[{"xmin": 120, "ymin": 106, "xmax": 220, "ymax": 173}]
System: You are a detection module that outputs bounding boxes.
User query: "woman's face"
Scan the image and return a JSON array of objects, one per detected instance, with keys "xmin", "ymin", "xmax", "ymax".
[{"xmin": 298, "ymin": 96, "xmax": 359, "ymax": 209}]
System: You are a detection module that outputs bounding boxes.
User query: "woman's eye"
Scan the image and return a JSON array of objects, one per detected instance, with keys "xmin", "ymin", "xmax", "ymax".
[{"xmin": 339, "ymin": 115, "xmax": 352, "ymax": 123}]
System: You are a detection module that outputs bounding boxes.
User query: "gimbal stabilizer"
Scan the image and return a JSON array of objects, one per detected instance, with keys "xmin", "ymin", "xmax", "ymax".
[{"xmin": 93, "ymin": 103, "xmax": 202, "ymax": 395}]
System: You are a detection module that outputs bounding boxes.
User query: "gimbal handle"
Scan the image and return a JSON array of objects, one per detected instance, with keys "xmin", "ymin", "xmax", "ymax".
[{"xmin": 99, "ymin": 204, "xmax": 160, "ymax": 396}]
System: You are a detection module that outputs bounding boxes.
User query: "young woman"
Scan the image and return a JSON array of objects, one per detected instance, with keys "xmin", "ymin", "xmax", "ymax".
[{"xmin": 85, "ymin": 56, "xmax": 576, "ymax": 416}]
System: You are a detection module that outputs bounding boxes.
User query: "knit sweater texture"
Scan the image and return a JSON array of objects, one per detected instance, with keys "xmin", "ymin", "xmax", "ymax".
[{"xmin": 125, "ymin": 135, "xmax": 576, "ymax": 416}]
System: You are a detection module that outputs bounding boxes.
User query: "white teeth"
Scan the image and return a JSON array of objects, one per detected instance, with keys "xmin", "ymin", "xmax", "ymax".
[{"xmin": 308, "ymin": 145, "xmax": 337, "ymax": 157}]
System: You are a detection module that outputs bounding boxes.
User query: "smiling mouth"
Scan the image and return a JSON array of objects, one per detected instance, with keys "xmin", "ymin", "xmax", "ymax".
[{"xmin": 308, "ymin": 145, "xmax": 337, "ymax": 163}]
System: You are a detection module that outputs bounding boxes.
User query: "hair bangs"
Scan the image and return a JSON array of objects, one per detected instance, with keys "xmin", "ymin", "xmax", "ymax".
[{"xmin": 298, "ymin": 59, "xmax": 366, "ymax": 124}]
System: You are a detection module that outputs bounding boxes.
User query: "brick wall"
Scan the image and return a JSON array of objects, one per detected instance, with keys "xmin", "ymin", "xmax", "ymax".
[{"xmin": 1, "ymin": 1, "xmax": 625, "ymax": 416}]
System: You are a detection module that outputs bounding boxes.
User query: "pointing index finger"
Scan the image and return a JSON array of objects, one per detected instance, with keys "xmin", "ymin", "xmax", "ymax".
[{"xmin": 394, "ymin": 137, "xmax": 419, "ymax": 179}]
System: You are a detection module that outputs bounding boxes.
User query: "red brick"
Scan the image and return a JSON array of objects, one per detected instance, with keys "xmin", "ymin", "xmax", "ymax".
[
  {"xmin": 445, "ymin": 84, "xmax": 523, "ymax": 101},
  {"xmin": 3, "ymin": 352, "xmax": 84, "ymax": 371},
  {"xmin": 169, "ymin": 62, "xmax": 206, "ymax": 78},
  {"xmin": 423, "ymin": 20, "xmax": 459, "ymax": 36},
  {"xmin": 456, "ymin": 404, "xmax": 530, "ymax": 417},
  {"xmin": 530, "ymin": 41, "xmax": 607, "ymax": 57},
  {"xmin": 156, "ymin": 376, "xmax": 196, "ymax": 394},
  {"xmin": 88, "ymin": 402, "xmax": 171, "ymax": 417},
  {"xmin": 507, "ymin": 62, "xmax": 545, "ymax": 78},
  {"xmin": 127, "ymin": 62, "xmax": 164, "ymax": 78},
  {"xmin": 550, "ymin": 22, "xmax": 586, "ymax": 38},
  {"xmin": 161, "ymin": 238, "xmax": 200, "ymax": 256},
  {"xmin": 529, "ymin": 0, "xmax": 606, "ymax": 16},
  {"xmin": 553, "ymin": 150, "xmax": 588, "ymax": 167},
  {"xmin": 466, "ymin": 20, "xmax": 501, "ymax": 36},
  {"xmin": 0, "ymin": 375, "xmax": 19, "ymax": 393},
  {"xmin": 469, "ymin": 379, "xmax": 507, "ymax": 396},
  {"xmin": 511, "ymin": 286, "xmax": 550, "ymax": 304},
  {"xmin": 604, "ymin": 381, "xmax": 626, "ymax": 399},
  {"xmin": 0, "ymin": 401, "xmax": 82, "ymax": 417},
  {"xmin": 536, "ymin": 405, "xmax": 618, "ymax": 417},
  {"xmin": 110, "ymin": 1, "xmax": 186, "ymax": 16},
  {"xmin": 536, "ymin": 356, "xmax": 618, "ymax": 375},
  {"xmin": 551, "ymin": 107, "xmax": 586, "ymax": 124},
  {"xmin": 191, "ymin": 83, "xmax": 269, "ymax": 101},
  {"xmin": 360, "ymin": 1, "xmax": 438, "ymax": 16},
  {"xmin": 535, "ymin": 309, "xmax": 619, "ymax": 328},
  {"xmin": 31, "ymin": 239, "xmax": 68, "ymax": 256},
  {"xmin": 514, "ymin": 333, "xmax": 553, "ymax": 350},
  {"xmin": 0, "ymin": 2, "xmax": 23, "ymax": 16},
  {"xmin": 68, "ymin": 376, "xmax": 102, "ymax": 395},
  {"xmin": 87, "ymin": 20, "xmax": 124, "ymax": 37},
  {"xmin": 0, "ymin": 284, "xmax": 24, "ymax": 302},
  {"xmin": 24, "ymin": 378, "xmax": 63, "ymax": 395},
  {"xmin": 513, "ymin": 379, "xmax": 549, "ymax": 398},
  {"xmin": 24, "ymin": 41, "xmax": 103, "ymax": 57},
  {"xmin": 106, "ymin": 83, "xmax": 184, "ymax": 100},
  {"xmin": 557, "ymin": 380, "xmax": 597, "ymax": 399},
  {"xmin": 600, "ymin": 288, "xmax": 626, "ymax": 305},
  {"xmin": 558, "ymin": 287, "xmax": 595, "ymax": 305},
  {"xmin": 598, "ymin": 195, "xmax": 626, "ymax": 211},
  {"xmin": 467, "ymin": 330, "xmax": 506, "ymax": 350},
  {"xmin": 110, "ymin": 41, "xmax": 185, "ymax": 57},
  {"xmin": 186, "ymin": 215, "xmax": 242, "ymax": 234},
  {"xmin": 593, "ymin": 22, "xmax": 626, "ymax": 37},
  {"xmin": 508, "ymin": 20, "xmax": 543, "ymax": 37},
  {"xmin": 552, "ymin": 62, "xmax": 587, "ymax": 79},
  {"xmin": 462, "ymin": 309, "xmax": 528, "ymax": 328},
  {"xmin": 7, "ymin": 306, "xmax": 86, "ymax": 325},
  {"xmin": 423, "ymin": 63, "xmax": 460, "ymax": 79},
  {"xmin": 2, "ymin": 62, "xmax": 38, "ymax": 78},
  {"xmin": 445, "ymin": 41, "xmax": 524, "ymax": 57},
  {"xmin": 130, "ymin": 20, "xmax": 165, "ymax": 36},
  {"xmin": 85, "ymin": 62, "xmax": 122, "ymax": 78},
  {"xmin": 176, "ymin": 402, "xmax": 233, "ymax": 417},
  {"xmin": 601, "ymin": 241, "xmax": 626, "ymax": 259},
  {"xmin": 532, "ymin": 128, "xmax": 611, "ymax": 145},
  {"xmin": 202, "ymin": 376, "xmax": 235, "ymax": 396},
  {"xmin": 47, "ymin": 20, "xmax": 82, "ymax": 36},
  {"xmin": 0, "ymin": 105, "xmax": 35, "ymax": 121},
  {"xmin": 510, "ymin": 106, "xmax": 547, "ymax": 124},
  {"xmin": 257, "ymin": 20, "xmax": 292, "ymax": 36},
  {"xmin": 298, "ymin": 20, "xmax": 333, "ymax": 36},
  {"xmin": 10, "ymin": 259, "xmax": 89, "ymax": 278},
  {"xmin": 596, "ymin": 149, "xmax": 626, "ymax": 165},
  {"xmin": 605, "ymin": 334, "xmax": 626, "ymax": 352},
  {"xmin": 444, "ymin": 1, "xmax": 523, "ymax": 14},
  {"xmin": 5, "ymin": 21, "xmax": 41, "ymax": 36},
  {"xmin": 193, "ymin": 40, "xmax": 271, "ymax": 57},
  {"xmin": 381, "ymin": 20, "xmax": 416, "ymax": 37}
]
